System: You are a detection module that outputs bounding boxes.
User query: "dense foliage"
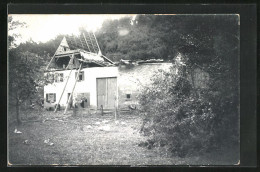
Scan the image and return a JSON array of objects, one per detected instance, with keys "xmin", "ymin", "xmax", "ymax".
[{"xmin": 136, "ymin": 15, "xmax": 239, "ymax": 156}]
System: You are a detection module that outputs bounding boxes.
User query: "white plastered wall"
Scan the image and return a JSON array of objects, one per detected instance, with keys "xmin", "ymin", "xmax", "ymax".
[{"xmin": 44, "ymin": 66, "xmax": 118, "ymax": 108}]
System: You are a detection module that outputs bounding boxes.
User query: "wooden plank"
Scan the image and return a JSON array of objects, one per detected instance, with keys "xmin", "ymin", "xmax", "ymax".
[
  {"xmin": 97, "ymin": 78, "xmax": 107, "ymax": 108},
  {"xmin": 107, "ymin": 78, "xmax": 117, "ymax": 108},
  {"xmin": 66, "ymin": 55, "xmax": 74, "ymax": 69},
  {"xmin": 83, "ymin": 32, "xmax": 91, "ymax": 52},
  {"xmin": 101, "ymin": 55, "xmax": 114, "ymax": 64},
  {"xmin": 97, "ymin": 77, "xmax": 117, "ymax": 109},
  {"xmin": 93, "ymin": 32, "xmax": 102, "ymax": 53}
]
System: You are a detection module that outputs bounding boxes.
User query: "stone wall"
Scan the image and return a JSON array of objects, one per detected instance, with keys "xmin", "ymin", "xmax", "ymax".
[{"xmin": 117, "ymin": 63, "xmax": 172, "ymax": 109}]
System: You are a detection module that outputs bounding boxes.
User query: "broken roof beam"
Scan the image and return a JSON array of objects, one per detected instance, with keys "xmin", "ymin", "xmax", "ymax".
[
  {"xmin": 54, "ymin": 52, "xmax": 80, "ymax": 58},
  {"xmin": 78, "ymin": 58, "xmax": 106, "ymax": 67},
  {"xmin": 101, "ymin": 55, "xmax": 114, "ymax": 64}
]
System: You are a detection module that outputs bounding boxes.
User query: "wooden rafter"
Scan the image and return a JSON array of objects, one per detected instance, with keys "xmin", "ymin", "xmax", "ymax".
[
  {"xmin": 92, "ymin": 31, "xmax": 102, "ymax": 54},
  {"xmin": 82, "ymin": 33, "xmax": 91, "ymax": 52}
]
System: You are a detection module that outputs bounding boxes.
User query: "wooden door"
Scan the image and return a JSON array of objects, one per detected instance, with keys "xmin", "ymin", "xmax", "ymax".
[{"xmin": 97, "ymin": 77, "xmax": 117, "ymax": 109}]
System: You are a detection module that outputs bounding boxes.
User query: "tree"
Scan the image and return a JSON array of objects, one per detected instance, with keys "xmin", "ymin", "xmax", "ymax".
[
  {"xmin": 8, "ymin": 16, "xmax": 26, "ymax": 48},
  {"xmin": 16, "ymin": 34, "xmax": 64, "ymax": 57},
  {"xmin": 8, "ymin": 17, "xmax": 50, "ymax": 125}
]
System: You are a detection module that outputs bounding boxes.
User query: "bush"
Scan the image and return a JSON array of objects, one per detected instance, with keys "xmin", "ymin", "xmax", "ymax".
[{"xmin": 137, "ymin": 62, "xmax": 239, "ymax": 157}]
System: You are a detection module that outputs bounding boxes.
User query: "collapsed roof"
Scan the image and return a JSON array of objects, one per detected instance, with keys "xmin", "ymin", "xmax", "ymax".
[
  {"xmin": 118, "ymin": 59, "xmax": 164, "ymax": 65},
  {"xmin": 46, "ymin": 31, "xmax": 114, "ymax": 71},
  {"xmin": 57, "ymin": 31, "xmax": 100, "ymax": 55}
]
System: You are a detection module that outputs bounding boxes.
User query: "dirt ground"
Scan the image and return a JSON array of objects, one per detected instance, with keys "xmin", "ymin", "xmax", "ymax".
[{"xmin": 8, "ymin": 108, "xmax": 239, "ymax": 166}]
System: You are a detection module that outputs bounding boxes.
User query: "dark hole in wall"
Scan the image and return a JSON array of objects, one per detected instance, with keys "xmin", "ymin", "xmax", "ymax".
[
  {"xmin": 55, "ymin": 56, "xmax": 70, "ymax": 69},
  {"xmin": 126, "ymin": 94, "xmax": 131, "ymax": 99},
  {"xmin": 55, "ymin": 54, "xmax": 82, "ymax": 69}
]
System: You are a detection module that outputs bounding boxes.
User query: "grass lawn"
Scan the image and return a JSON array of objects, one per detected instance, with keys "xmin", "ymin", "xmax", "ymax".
[{"xmin": 8, "ymin": 108, "xmax": 239, "ymax": 166}]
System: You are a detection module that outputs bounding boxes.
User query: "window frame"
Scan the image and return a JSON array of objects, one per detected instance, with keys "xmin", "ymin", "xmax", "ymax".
[
  {"xmin": 46, "ymin": 93, "xmax": 56, "ymax": 103},
  {"xmin": 54, "ymin": 73, "xmax": 64, "ymax": 83},
  {"xmin": 126, "ymin": 94, "xmax": 131, "ymax": 99},
  {"xmin": 75, "ymin": 71, "xmax": 84, "ymax": 82}
]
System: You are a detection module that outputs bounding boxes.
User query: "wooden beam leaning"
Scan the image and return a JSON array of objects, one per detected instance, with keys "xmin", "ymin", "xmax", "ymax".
[
  {"xmin": 87, "ymin": 31, "xmax": 96, "ymax": 54},
  {"xmin": 92, "ymin": 31, "xmax": 102, "ymax": 54},
  {"xmin": 66, "ymin": 54, "xmax": 74, "ymax": 70},
  {"xmin": 101, "ymin": 55, "xmax": 114, "ymax": 64},
  {"xmin": 78, "ymin": 34, "xmax": 85, "ymax": 50},
  {"xmin": 73, "ymin": 36, "xmax": 78, "ymax": 49},
  {"xmin": 53, "ymin": 54, "xmax": 75, "ymax": 112},
  {"xmin": 83, "ymin": 32, "xmax": 91, "ymax": 53},
  {"xmin": 45, "ymin": 48, "xmax": 59, "ymax": 71},
  {"xmin": 54, "ymin": 68, "xmax": 73, "ymax": 112},
  {"xmin": 63, "ymin": 63, "xmax": 82, "ymax": 115}
]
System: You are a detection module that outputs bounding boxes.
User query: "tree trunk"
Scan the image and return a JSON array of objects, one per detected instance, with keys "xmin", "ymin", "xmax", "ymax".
[{"xmin": 16, "ymin": 98, "xmax": 22, "ymax": 125}]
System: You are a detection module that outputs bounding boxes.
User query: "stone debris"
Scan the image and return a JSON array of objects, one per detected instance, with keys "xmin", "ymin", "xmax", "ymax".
[
  {"xmin": 14, "ymin": 128, "xmax": 22, "ymax": 134},
  {"xmin": 44, "ymin": 139, "xmax": 54, "ymax": 146}
]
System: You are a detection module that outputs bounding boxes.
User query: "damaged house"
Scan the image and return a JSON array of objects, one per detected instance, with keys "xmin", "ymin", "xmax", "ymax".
[
  {"xmin": 44, "ymin": 31, "xmax": 173, "ymax": 112},
  {"xmin": 44, "ymin": 31, "xmax": 207, "ymax": 112},
  {"xmin": 44, "ymin": 31, "xmax": 117, "ymax": 111}
]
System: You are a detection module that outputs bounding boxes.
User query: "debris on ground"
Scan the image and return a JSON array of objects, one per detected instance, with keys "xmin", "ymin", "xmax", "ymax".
[
  {"xmin": 102, "ymin": 120, "xmax": 109, "ymax": 124},
  {"xmin": 95, "ymin": 122, "xmax": 101, "ymax": 125},
  {"xmin": 44, "ymin": 139, "xmax": 54, "ymax": 146},
  {"xmin": 98, "ymin": 125, "xmax": 111, "ymax": 131},
  {"xmin": 115, "ymin": 120, "xmax": 119, "ymax": 124},
  {"xmin": 14, "ymin": 128, "xmax": 22, "ymax": 134},
  {"xmin": 86, "ymin": 125, "xmax": 92, "ymax": 129},
  {"xmin": 121, "ymin": 122, "xmax": 126, "ymax": 125},
  {"xmin": 23, "ymin": 140, "xmax": 30, "ymax": 145},
  {"xmin": 44, "ymin": 139, "xmax": 50, "ymax": 144}
]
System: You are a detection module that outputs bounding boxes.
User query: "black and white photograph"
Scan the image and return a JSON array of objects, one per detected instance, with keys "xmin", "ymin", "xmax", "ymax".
[{"xmin": 8, "ymin": 13, "xmax": 240, "ymax": 165}]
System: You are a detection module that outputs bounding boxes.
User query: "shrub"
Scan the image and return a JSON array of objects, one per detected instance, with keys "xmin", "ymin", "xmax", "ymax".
[{"xmin": 137, "ymin": 60, "xmax": 239, "ymax": 157}]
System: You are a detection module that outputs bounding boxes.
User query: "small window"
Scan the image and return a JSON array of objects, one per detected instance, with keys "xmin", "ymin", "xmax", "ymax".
[
  {"xmin": 48, "ymin": 73, "xmax": 54, "ymax": 82},
  {"xmin": 126, "ymin": 94, "xmax": 131, "ymax": 99},
  {"xmin": 54, "ymin": 73, "xmax": 63, "ymax": 82},
  {"xmin": 59, "ymin": 73, "xmax": 63, "ymax": 82},
  {"xmin": 46, "ymin": 93, "xmax": 56, "ymax": 103},
  {"xmin": 75, "ymin": 71, "xmax": 84, "ymax": 81}
]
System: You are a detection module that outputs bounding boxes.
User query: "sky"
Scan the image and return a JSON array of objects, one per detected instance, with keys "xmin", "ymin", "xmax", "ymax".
[{"xmin": 9, "ymin": 14, "xmax": 136, "ymax": 44}]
